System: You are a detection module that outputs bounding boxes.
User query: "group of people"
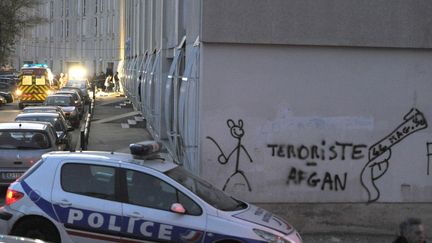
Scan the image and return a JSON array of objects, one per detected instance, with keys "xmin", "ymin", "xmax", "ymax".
[
  {"xmin": 91, "ymin": 71, "xmax": 120, "ymax": 93},
  {"xmin": 103, "ymin": 72, "xmax": 120, "ymax": 93}
]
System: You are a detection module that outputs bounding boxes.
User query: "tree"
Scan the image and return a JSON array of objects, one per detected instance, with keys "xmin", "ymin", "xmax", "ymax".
[{"xmin": 0, "ymin": 0, "xmax": 47, "ymax": 65}]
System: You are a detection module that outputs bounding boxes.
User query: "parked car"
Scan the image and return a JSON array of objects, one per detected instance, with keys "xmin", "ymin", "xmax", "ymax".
[
  {"xmin": 0, "ymin": 91, "xmax": 14, "ymax": 103},
  {"xmin": 0, "ymin": 122, "xmax": 63, "ymax": 185},
  {"xmin": 0, "ymin": 142, "xmax": 302, "ymax": 243},
  {"xmin": 15, "ymin": 112, "xmax": 73, "ymax": 150},
  {"xmin": 0, "ymin": 81, "xmax": 15, "ymax": 94},
  {"xmin": 0, "ymin": 96, "xmax": 6, "ymax": 106},
  {"xmin": 22, "ymin": 106, "xmax": 70, "ymax": 126},
  {"xmin": 55, "ymin": 89, "xmax": 84, "ymax": 119},
  {"xmin": 22, "ymin": 105, "xmax": 66, "ymax": 117},
  {"xmin": 62, "ymin": 82, "xmax": 91, "ymax": 104},
  {"xmin": 43, "ymin": 94, "xmax": 80, "ymax": 128}
]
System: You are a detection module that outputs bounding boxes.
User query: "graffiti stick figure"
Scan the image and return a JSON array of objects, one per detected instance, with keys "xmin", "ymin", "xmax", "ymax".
[{"xmin": 206, "ymin": 119, "xmax": 253, "ymax": 191}]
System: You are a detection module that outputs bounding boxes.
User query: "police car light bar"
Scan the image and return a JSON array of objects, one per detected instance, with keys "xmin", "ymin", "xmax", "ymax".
[{"xmin": 129, "ymin": 141, "xmax": 161, "ymax": 159}]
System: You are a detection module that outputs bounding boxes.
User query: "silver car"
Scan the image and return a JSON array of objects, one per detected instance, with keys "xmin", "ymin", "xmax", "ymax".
[
  {"xmin": 14, "ymin": 113, "xmax": 74, "ymax": 150},
  {"xmin": 0, "ymin": 122, "xmax": 62, "ymax": 185},
  {"xmin": 63, "ymin": 80, "xmax": 91, "ymax": 104},
  {"xmin": 43, "ymin": 94, "xmax": 80, "ymax": 128}
]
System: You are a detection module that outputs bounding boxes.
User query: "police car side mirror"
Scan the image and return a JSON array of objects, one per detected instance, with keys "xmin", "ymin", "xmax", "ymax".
[{"xmin": 170, "ymin": 203, "xmax": 186, "ymax": 214}]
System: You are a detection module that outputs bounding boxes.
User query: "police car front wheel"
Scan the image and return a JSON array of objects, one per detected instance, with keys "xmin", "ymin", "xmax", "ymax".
[{"xmin": 11, "ymin": 216, "xmax": 61, "ymax": 243}]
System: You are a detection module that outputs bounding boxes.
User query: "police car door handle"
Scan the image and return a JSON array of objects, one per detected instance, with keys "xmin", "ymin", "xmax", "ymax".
[
  {"xmin": 126, "ymin": 212, "xmax": 144, "ymax": 219},
  {"xmin": 55, "ymin": 199, "xmax": 72, "ymax": 207}
]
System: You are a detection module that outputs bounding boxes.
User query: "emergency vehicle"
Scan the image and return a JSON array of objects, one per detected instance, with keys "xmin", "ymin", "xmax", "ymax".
[
  {"xmin": 0, "ymin": 142, "xmax": 302, "ymax": 243},
  {"xmin": 16, "ymin": 64, "xmax": 55, "ymax": 109}
]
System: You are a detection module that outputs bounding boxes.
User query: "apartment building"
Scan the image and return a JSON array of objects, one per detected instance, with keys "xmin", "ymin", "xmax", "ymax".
[
  {"xmin": 122, "ymin": 0, "xmax": 432, "ymax": 234},
  {"xmin": 13, "ymin": 0, "xmax": 120, "ymax": 76}
]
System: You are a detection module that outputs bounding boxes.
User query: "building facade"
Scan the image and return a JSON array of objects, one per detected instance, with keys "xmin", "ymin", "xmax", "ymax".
[
  {"xmin": 12, "ymin": 0, "xmax": 121, "ymax": 76},
  {"xmin": 122, "ymin": 0, "xmax": 432, "ymax": 235}
]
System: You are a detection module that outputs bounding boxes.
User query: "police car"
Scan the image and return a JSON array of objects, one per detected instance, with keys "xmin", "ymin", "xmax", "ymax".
[{"xmin": 0, "ymin": 142, "xmax": 302, "ymax": 243}]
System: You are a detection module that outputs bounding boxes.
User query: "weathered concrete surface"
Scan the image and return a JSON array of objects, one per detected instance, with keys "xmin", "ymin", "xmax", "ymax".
[
  {"xmin": 258, "ymin": 202, "xmax": 432, "ymax": 242},
  {"xmin": 87, "ymin": 93, "xmax": 432, "ymax": 242},
  {"xmin": 202, "ymin": 0, "xmax": 432, "ymax": 48}
]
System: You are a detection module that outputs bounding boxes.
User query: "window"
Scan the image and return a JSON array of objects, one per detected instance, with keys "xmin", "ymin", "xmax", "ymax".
[
  {"xmin": 66, "ymin": 20, "xmax": 69, "ymax": 37},
  {"xmin": 166, "ymin": 166, "xmax": 245, "ymax": 212},
  {"xmin": 61, "ymin": 163, "xmax": 116, "ymax": 200},
  {"xmin": 82, "ymin": 18, "xmax": 87, "ymax": 36},
  {"xmin": 94, "ymin": 17, "xmax": 98, "ymax": 36},
  {"xmin": 65, "ymin": 0, "xmax": 69, "ymax": 16},
  {"xmin": 60, "ymin": 21, "xmax": 64, "ymax": 37},
  {"xmin": 61, "ymin": 0, "xmax": 64, "ymax": 16},
  {"xmin": 49, "ymin": 1, "xmax": 54, "ymax": 18},
  {"xmin": 50, "ymin": 22, "xmax": 54, "ymax": 38},
  {"xmin": 126, "ymin": 170, "xmax": 201, "ymax": 215},
  {"xmin": 0, "ymin": 131, "xmax": 50, "ymax": 149}
]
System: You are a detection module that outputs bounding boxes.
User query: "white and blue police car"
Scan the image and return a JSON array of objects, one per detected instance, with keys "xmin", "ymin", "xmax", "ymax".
[{"xmin": 0, "ymin": 142, "xmax": 302, "ymax": 243}]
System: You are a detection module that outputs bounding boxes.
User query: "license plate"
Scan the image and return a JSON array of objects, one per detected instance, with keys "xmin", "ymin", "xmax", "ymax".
[{"xmin": 1, "ymin": 172, "xmax": 23, "ymax": 180}]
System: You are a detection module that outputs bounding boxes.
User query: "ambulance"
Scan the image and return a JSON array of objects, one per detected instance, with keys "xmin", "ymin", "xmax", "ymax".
[{"xmin": 16, "ymin": 64, "xmax": 55, "ymax": 109}]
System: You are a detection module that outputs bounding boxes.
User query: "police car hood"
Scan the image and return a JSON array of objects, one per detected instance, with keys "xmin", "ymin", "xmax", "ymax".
[{"xmin": 232, "ymin": 204, "xmax": 293, "ymax": 235}]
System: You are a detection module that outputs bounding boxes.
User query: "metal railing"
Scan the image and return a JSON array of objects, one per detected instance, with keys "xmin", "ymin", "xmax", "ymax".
[{"xmin": 80, "ymin": 98, "xmax": 94, "ymax": 150}]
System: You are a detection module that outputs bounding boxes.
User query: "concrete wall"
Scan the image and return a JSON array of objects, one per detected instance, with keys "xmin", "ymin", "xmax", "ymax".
[
  {"xmin": 202, "ymin": 0, "xmax": 432, "ymax": 48},
  {"xmin": 200, "ymin": 43, "xmax": 432, "ymax": 203}
]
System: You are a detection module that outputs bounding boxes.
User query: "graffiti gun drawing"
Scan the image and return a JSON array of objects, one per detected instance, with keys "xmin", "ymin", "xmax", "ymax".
[
  {"xmin": 360, "ymin": 108, "xmax": 428, "ymax": 203},
  {"xmin": 206, "ymin": 119, "xmax": 253, "ymax": 191}
]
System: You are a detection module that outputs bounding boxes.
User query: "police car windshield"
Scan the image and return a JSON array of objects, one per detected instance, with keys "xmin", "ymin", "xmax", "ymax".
[{"xmin": 165, "ymin": 167, "xmax": 247, "ymax": 211}]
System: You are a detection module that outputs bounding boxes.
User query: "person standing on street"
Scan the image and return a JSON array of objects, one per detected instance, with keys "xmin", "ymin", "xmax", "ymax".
[
  {"xmin": 393, "ymin": 217, "xmax": 427, "ymax": 243},
  {"xmin": 104, "ymin": 75, "xmax": 112, "ymax": 92},
  {"xmin": 113, "ymin": 72, "xmax": 120, "ymax": 92},
  {"xmin": 58, "ymin": 73, "xmax": 65, "ymax": 88}
]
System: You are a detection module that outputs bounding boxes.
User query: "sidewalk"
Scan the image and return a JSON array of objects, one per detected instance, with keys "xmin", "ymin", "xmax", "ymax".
[{"xmin": 86, "ymin": 92, "xmax": 152, "ymax": 153}]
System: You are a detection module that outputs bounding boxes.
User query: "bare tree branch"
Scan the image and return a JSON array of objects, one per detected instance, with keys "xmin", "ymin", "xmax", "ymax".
[{"xmin": 0, "ymin": 0, "xmax": 47, "ymax": 64}]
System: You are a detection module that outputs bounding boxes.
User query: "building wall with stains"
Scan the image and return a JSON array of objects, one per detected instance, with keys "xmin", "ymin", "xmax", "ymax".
[{"xmin": 200, "ymin": 44, "xmax": 432, "ymax": 203}]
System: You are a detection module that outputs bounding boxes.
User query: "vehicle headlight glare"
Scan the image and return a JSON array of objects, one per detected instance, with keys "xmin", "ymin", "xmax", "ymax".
[
  {"xmin": 15, "ymin": 89, "xmax": 22, "ymax": 96},
  {"xmin": 253, "ymin": 229, "xmax": 291, "ymax": 243}
]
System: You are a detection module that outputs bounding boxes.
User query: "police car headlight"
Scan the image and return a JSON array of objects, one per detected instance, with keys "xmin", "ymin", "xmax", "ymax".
[
  {"xmin": 15, "ymin": 89, "xmax": 22, "ymax": 96},
  {"xmin": 253, "ymin": 229, "xmax": 291, "ymax": 243},
  {"xmin": 46, "ymin": 89, "xmax": 52, "ymax": 95}
]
